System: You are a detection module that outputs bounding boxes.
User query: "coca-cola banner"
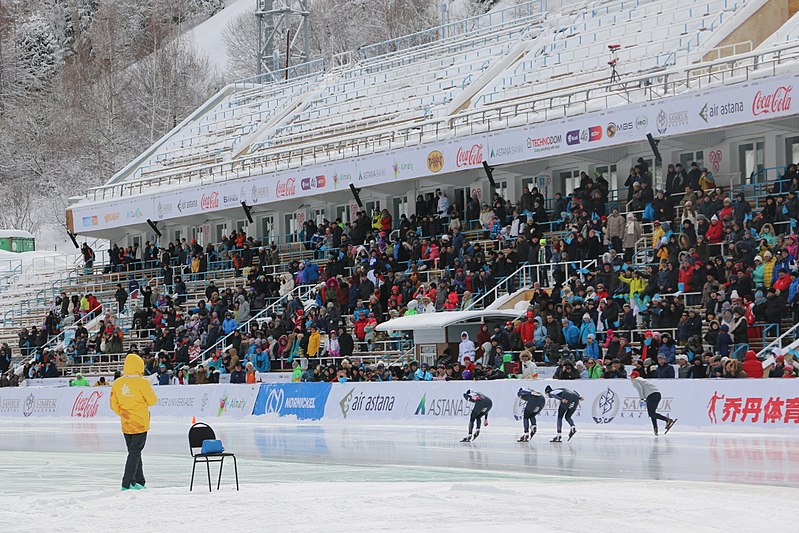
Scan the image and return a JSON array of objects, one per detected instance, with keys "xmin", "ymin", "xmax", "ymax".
[
  {"xmin": 0, "ymin": 384, "xmax": 260, "ymax": 420},
  {"xmin": 71, "ymin": 72, "xmax": 798, "ymax": 233}
]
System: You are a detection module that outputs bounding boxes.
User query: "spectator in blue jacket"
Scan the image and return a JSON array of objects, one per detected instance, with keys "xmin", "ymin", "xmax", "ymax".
[
  {"xmin": 252, "ymin": 345, "xmax": 270, "ymax": 373},
  {"xmin": 533, "ymin": 316, "xmax": 547, "ymax": 348},
  {"xmin": 415, "ymin": 362, "xmax": 433, "ymax": 381},
  {"xmin": 715, "ymin": 324, "xmax": 732, "ymax": 357},
  {"xmin": 579, "ymin": 314, "xmax": 596, "ymax": 347},
  {"xmin": 156, "ymin": 364, "xmax": 170, "ymax": 385},
  {"xmin": 562, "ymin": 318, "xmax": 580, "ymax": 349},
  {"xmin": 222, "ymin": 312, "xmax": 238, "ymax": 335},
  {"xmin": 658, "ymin": 333, "xmax": 677, "ymax": 364},
  {"xmin": 584, "ymin": 334, "xmax": 602, "ymax": 360},
  {"xmin": 653, "ymin": 354, "xmax": 675, "ymax": 378}
]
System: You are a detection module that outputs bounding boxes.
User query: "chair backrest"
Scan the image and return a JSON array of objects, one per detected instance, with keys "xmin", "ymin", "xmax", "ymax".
[{"xmin": 188, "ymin": 423, "xmax": 216, "ymax": 455}]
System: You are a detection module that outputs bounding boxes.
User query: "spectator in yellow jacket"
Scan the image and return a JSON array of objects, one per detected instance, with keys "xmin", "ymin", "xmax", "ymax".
[
  {"xmin": 306, "ymin": 324, "xmax": 321, "ymax": 358},
  {"xmin": 110, "ymin": 353, "xmax": 158, "ymax": 491}
]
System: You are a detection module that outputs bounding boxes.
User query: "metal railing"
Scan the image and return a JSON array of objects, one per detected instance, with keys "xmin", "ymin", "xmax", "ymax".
[
  {"xmin": 78, "ymin": 39, "xmax": 799, "ymax": 203},
  {"xmin": 465, "ymin": 259, "xmax": 596, "ymax": 311},
  {"xmin": 190, "ymin": 284, "xmax": 313, "ymax": 364},
  {"xmin": 758, "ymin": 321, "xmax": 799, "ymax": 357}
]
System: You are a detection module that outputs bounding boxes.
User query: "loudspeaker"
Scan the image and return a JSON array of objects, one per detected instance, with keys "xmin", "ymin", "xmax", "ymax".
[
  {"xmin": 146, "ymin": 218, "xmax": 163, "ymax": 238},
  {"xmin": 646, "ymin": 133, "xmax": 662, "ymax": 164},
  {"xmin": 349, "ymin": 183, "xmax": 363, "ymax": 208},
  {"xmin": 67, "ymin": 231, "xmax": 79, "ymax": 249},
  {"xmin": 482, "ymin": 160, "xmax": 497, "ymax": 188},
  {"xmin": 241, "ymin": 201, "xmax": 254, "ymax": 224}
]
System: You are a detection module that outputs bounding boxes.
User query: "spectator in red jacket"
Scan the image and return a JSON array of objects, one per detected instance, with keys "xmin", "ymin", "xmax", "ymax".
[
  {"xmin": 519, "ymin": 312, "xmax": 536, "ymax": 346},
  {"xmin": 678, "ymin": 261, "xmax": 694, "ymax": 291},
  {"xmin": 705, "ymin": 215, "xmax": 723, "ymax": 244},
  {"xmin": 742, "ymin": 350, "xmax": 763, "ymax": 378}
]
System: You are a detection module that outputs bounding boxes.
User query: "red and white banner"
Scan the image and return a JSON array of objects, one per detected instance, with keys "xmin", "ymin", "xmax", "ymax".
[{"xmin": 0, "ymin": 384, "xmax": 260, "ymax": 420}]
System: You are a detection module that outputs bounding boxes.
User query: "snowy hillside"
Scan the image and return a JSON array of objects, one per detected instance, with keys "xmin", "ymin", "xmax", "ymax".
[{"xmin": 186, "ymin": 0, "xmax": 253, "ymax": 76}]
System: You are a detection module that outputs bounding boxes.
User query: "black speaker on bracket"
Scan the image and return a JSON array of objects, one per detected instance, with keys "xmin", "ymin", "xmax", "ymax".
[
  {"xmin": 349, "ymin": 183, "xmax": 363, "ymax": 208},
  {"xmin": 646, "ymin": 133, "xmax": 663, "ymax": 164},
  {"xmin": 482, "ymin": 160, "xmax": 497, "ymax": 188}
]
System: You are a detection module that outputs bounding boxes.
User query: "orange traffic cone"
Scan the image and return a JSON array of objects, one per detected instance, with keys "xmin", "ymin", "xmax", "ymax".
[{"xmin": 192, "ymin": 416, "xmax": 197, "ymax": 425}]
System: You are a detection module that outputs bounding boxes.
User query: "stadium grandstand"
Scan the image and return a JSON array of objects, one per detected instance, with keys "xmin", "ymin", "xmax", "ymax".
[{"xmin": 4, "ymin": 0, "xmax": 799, "ymax": 385}]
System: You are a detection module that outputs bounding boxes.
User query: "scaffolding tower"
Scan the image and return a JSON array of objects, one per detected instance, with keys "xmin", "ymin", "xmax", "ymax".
[{"xmin": 256, "ymin": 0, "xmax": 311, "ymax": 80}]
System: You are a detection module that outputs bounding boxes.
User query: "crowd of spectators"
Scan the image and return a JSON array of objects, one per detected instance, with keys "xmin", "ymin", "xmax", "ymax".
[{"xmin": 5, "ymin": 161, "xmax": 799, "ymax": 387}]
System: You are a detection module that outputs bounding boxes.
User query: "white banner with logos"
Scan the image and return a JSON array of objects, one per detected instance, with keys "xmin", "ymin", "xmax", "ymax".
[
  {"xmin": 3, "ymin": 380, "xmax": 799, "ymax": 432},
  {"xmin": 320, "ymin": 379, "xmax": 799, "ymax": 432},
  {"xmin": 0, "ymin": 384, "xmax": 260, "ymax": 420},
  {"xmin": 71, "ymin": 73, "xmax": 799, "ymax": 234}
]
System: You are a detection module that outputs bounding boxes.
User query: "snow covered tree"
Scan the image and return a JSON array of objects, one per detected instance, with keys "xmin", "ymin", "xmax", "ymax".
[{"xmin": 14, "ymin": 12, "xmax": 62, "ymax": 91}]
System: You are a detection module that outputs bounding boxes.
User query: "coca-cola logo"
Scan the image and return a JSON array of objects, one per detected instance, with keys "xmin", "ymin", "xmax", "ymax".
[
  {"xmin": 276, "ymin": 178, "xmax": 297, "ymax": 198},
  {"xmin": 752, "ymin": 86, "xmax": 793, "ymax": 116},
  {"xmin": 72, "ymin": 390, "xmax": 103, "ymax": 418},
  {"xmin": 456, "ymin": 144, "xmax": 483, "ymax": 168},
  {"xmin": 201, "ymin": 192, "xmax": 219, "ymax": 211}
]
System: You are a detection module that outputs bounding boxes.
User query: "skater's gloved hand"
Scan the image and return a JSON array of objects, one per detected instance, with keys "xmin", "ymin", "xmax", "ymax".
[
  {"xmin": 514, "ymin": 415, "xmax": 521, "ymax": 421},
  {"xmin": 639, "ymin": 400, "xmax": 646, "ymax": 408},
  {"xmin": 484, "ymin": 420, "xmax": 488, "ymax": 427},
  {"xmin": 561, "ymin": 399, "xmax": 568, "ymax": 404}
]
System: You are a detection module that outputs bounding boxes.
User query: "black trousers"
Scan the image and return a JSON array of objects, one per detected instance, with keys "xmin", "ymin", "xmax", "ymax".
[
  {"xmin": 646, "ymin": 392, "xmax": 670, "ymax": 430},
  {"xmin": 468, "ymin": 399, "xmax": 493, "ymax": 434},
  {"xmin": 122, "ymin": 432, "xmax": 147, "ymax": 488},
  {"xmin": 557, "ymin": 402, "xmax": 578, "ymax": 432},
  {"xmin": 523, "ymin": 405, "xmax": 543, "ymax": 433}
]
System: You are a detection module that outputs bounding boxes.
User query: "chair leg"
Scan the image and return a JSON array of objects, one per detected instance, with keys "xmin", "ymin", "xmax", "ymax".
[
  {"xmin": 206, "ymin": 459, "xmax": 212, "ymax": 492},
  {"xmin": 190, "ymin": 460, "xmax": 197, "ymax": 491},
  {"xmin": 217, "ymin": 456, "xmax": 224, "ymax": 490},
  {"xmin": 233, "ymin": 456, "xmax": 239, "ymax": 491}
]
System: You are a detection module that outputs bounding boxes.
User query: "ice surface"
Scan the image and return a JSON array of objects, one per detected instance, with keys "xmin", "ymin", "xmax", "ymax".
[{"xmin": 0, "ymin": 419, "xmax": 797, "ymax": 532}]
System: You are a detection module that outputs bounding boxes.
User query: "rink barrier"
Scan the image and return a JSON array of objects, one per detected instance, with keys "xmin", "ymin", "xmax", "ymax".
[
  {"xmin": 0, "ymin": 384, "xmax": 260, "ymax": 420},
  {"xmin": 2, "ymin": 381, "xmax": 798, "ymax": 432}
]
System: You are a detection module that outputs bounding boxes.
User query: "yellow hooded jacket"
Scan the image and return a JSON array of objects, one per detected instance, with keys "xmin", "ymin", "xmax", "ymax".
[{"xmin": 110, "ymin": 354, "xmax": 158, "ymax": 434}]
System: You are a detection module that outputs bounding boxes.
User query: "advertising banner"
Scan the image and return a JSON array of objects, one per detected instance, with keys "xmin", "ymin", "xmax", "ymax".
[
  {"xmin": 324, "ymin": 381, "xmax": 409, "ymax": 420},
  {"xmin": 72, "ymin": 73, "xmax": 799, "ymax": 234},
  {"xmin": 252, "ymin": 382, "xmax": 331, "ymax": 420},
  {"xmin": 0, "ymin": 384, "xmax": 260, "ymax": 420}
]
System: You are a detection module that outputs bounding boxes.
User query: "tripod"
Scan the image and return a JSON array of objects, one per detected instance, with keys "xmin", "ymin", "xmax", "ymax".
[{"xmin": 608, "ymin": 44, "xmax": 621, "ymax": 85}]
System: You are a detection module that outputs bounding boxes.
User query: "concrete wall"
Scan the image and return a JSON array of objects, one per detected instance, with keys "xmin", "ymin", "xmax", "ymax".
[{"xmin": 704, "ymin": 0, "xmax": 790, "ymax": 60}]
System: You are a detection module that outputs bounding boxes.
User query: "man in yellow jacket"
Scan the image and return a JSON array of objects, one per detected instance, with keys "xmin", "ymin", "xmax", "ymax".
[{"xmin": 110, "ymin": 353, "xmax": 158, "ymax": 491}]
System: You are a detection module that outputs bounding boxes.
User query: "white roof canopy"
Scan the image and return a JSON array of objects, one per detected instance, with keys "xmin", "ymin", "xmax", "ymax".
[{"xmin": 375, "ymin": 310, "xmax": 522, "ymax": 332}]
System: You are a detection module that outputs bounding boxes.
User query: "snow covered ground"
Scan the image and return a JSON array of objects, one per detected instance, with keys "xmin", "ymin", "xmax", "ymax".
[
  {"xmin": 186, "ymin": 0, "xmax": 251, "ymax": 76},
  {"xmin": 0, "ymin": 418, "xmax": 797, "ymax": 531}
]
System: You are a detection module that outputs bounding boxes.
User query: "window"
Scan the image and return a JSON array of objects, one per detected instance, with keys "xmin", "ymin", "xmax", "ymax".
[
  {"xmin": 679, "ymin": 151, "xmax": 704, "ymax": 170},
  {"xmin": 365, "ymin": 200, "xmax": 381, "ymax": 215},
  {"xmin": 595, "ymin": 164, "xmax": 618, "ymax": 192},
  {"xmin": 173, "ymin": 230, "xmax": 182, "ymax": 242},
  {"xmin": 559, "ymin": 170, "xmax": 580, "ymax": 195},
  {"xmin": 336, "ymin": 205, "xmax": 349, "ymax": 224},
  {"xmin": 493, "ymin": 180, "xmax": 508, "ymax": 200},
  {"xmin": 392, "ymin": 195, "xmax": 409, "ymax": 222},
  {"xmin": 738, "ymin": 142, "xmax": 765, "ymax": 183},
  {"xmin": 236, "ymin": 220, "xmax": 247, "ymax": 232},
  {"xmin": 215, "ymin": 223, "xmax": 227, "ymax": 243},
  {"xmin": 260, "ymin": 216, "xmax": 274, "ymax": 243},
  {"xmin": 284, "ymin": 214, "xmax": 298, "ymax": 243},
  {"xmin": 311, "ymin": 208, "xmax": 326, "ymax": 225},
  {"xmin": 786, "ymin": 136, "xmax": 799, "ymax": 166}
]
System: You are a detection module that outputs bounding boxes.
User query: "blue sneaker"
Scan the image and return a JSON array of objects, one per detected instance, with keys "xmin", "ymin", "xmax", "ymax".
[
  {"xmin": 132, "ymin": 484, "xmax": 146, "ymax": 490},
  {"xmin": 121, "ymin": 486, "xmax": 130, "ymax": 491}
]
